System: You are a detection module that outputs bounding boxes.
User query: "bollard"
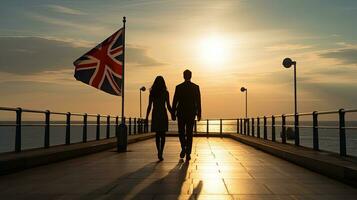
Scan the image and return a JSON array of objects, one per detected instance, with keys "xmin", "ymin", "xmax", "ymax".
[
  {"xmin": 44, "ymin": 110, "xmax": 50, "ymax": 148},
  {"xmin": 312, "ymin": 111, "xmax": 319, "ymax": 150},
  {"xmin": 66, "ymin": 112, "xmax": 71, "ymax": 145},
  {"xmin": 83, "ymin": 114, "xmax": 87, "ymax": 142},
  {"xmin": 117, "ymin": 122, "xmax": 127, "ymax": 152}
]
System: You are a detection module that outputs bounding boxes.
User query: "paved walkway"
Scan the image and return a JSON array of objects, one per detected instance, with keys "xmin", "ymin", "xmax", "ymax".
[{"xmin": 1, "ymin": 137, "xmax": 357, "ymax": 200}]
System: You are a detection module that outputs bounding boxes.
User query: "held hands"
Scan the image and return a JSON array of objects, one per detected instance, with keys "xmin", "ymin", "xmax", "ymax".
[
  {"xmin": 170, "ymin": 111, "xmax": 176, "ymax": 121},
  {"xmin": 197, "ymin": 115, "xmax": 201, "ymax": 121}
]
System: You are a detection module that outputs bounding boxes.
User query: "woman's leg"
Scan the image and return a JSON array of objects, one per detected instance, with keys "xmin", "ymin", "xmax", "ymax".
[
  {"xmin": 159, "ymin": 131, "xmax": 166, "ymax": 153},
  {"xmin": 155, "ymin": 132, "xmax": 161, "ymax": 153}
]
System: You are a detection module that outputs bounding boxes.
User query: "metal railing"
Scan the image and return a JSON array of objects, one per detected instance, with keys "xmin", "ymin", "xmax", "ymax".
[
  {"xmin": 0, "ymin": 107, "xmax": 149, "ymax": 153},
  {"xmin": 194, "ymin": 108, "xmax": 357, "ymax": 157}
]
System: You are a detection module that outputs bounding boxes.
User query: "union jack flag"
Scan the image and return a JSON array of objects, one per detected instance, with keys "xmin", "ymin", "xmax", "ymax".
[{"xmin": 74, "ymin": 28, "xmax": 124, "ymax": 96}]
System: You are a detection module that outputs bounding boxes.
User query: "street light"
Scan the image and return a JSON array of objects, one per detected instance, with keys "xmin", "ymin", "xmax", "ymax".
[
  {"xmin": 240, "ymin": 87, "xmax": 248, "ymax": 118},
  {"xmin": 282, "ymin": 57, "xmax": 299, "ymax": 145},
  {"xmin": 282, "ymin": 58, "xmax": 297, "ymax": 116},
  {"xmin": 139, "ymin": 86, "xmax": 146, "ymax": 118}
]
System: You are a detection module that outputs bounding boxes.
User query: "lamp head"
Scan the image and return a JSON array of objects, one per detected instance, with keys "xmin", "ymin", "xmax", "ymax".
[
  {"xmin": 282, "ymin": 57, "xmax": 296, "ymax": 68},
  {"xmin": 140, "ymin": 86, "xmax": 146, "ymax": 91},
  {"xmin": 240, "ymin": 87, "xmax": 246, "ymax": 92}
]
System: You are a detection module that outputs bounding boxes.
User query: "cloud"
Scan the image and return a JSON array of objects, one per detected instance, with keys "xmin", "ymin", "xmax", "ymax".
[
  {"xmin": 127, "ymin": 45, "xmax": 165, "ymax": 67},
  {"xmin": 46, "ymin": 5, "xmax": 86, "ymax": 15},
  {"xmin": 319, "ymin": 48, "xmax": 357, "ymax": 65},
  {"xmin": 265, "ymin": 44, "xmax": 313, "ymax": 51},
  {"xmin": 0, "ymin": 36, "xmax": 164, "ymax": 74}
]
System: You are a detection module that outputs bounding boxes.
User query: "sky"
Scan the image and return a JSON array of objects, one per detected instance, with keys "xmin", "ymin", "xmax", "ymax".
[{"xmin": 1, "ymin": 0, "xmax": 357, "ymax": 119}]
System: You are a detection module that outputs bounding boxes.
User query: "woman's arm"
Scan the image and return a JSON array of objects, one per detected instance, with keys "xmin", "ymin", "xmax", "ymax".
[
  {"xmin": 146, "ymin": 94, "xmax": 153, "ymax": 120},
  {"xmin": 166, "ymin": 91, "xmax": 172, "ymax": 114}
]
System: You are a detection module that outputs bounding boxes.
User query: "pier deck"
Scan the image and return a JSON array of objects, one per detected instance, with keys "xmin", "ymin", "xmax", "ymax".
[{"xmin": 1, "ymin": 137, "xmax": 357, "ymax": 200}]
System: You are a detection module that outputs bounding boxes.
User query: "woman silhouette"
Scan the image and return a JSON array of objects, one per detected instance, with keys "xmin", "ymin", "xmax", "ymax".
[{"xmin": 145, "ymin": 76, "xmax": 172, "ymax": 161}]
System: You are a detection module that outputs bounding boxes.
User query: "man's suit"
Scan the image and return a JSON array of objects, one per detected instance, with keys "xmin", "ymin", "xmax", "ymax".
[{"xmin": 172, "ymin": 81, "xmax": 201, "ymax": 156}]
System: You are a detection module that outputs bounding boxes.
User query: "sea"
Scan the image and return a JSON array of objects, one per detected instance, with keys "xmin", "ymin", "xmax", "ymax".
[{"xmin": 1, "ymin": 120, "xmax": 357, "ymax": 157}]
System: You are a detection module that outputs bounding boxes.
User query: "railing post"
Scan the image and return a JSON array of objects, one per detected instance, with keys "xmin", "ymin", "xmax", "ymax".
[
  {"xmin": 236, "ymin": 119, "xmax": 239, "ymax": 134},
  {"xmin": 220, "ymin": 119, "xmax": 223, "ymax": 135},
  {"xmin": 251, "ymin": 118, "xmax": 255, "ymax": 137},
  {"xmin": 339, "ymin": 109, "xmax": 346, "ymax": 156},
  {"xmin": 66, "ymin": 112, "xmax": 71, "ymax": 145},
  {"xmin": 312, "ymin": 111, "xmax": 319, "ymax": 150},
  {"xmin": 44, "ymin": 110, "xmax": 50, "ymax": 148},
  {"xmin": 206, "ymin": 119, "xmax": 209, "ymax": 134},
  {"xmin": 282, "ymin": 114, "xmax": 286, "ymax": 144},
  {"xmin": 240, "ymin": 119, "xmax": 243, "ymax": 134},
  {"xmin": 295, "ymin": 114, "xmax": 300, "ymax": 146},
  {"xmin": 243, "ymin": 119, "xmax": 246, "ymax": 135},
  {"xmin": 263, "ymin": 116, "xmax": 267, "ymax": 140},
  {"xmin": 247, "ymin": 118, "xmax": 250, "ymax": 136},
  {"xmin": 15, "ymin": 107, "xmax": 22, "ymax": 152},
  {"xmin": 134, "ymin": 118, "xmax": 137, "ymax": 134},
  {"xmin": 96, "ymin": 114, "xmax": 100, "ymax": 140},
  {"xmin": 128, "ymin": 117, "xmax": 132, "ymax": 135},
  {"xmin": 272, "ymin": 115, "xmax": 276, "ymax": 142},
  {"xmin": 83, "ymin": 114, "xmax": 87, "ymax": 142},
  {"xmin": 257, "ymin": 117, "xmax": 260, "ymax": 138},
  {"xmin": 106, "ymin": 115, "xmax": 110, "ymax": 139}
]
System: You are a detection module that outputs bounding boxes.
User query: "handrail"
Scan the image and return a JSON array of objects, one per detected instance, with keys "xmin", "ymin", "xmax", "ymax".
[{"xmin": 0, "ymin": 106, "xmax": 149, "ymax": 153}]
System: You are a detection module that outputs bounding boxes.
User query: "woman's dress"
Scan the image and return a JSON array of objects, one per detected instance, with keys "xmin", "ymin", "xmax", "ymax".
[{"xmin": 151, "ymin": 91, "xmax": 169, "ymax": 132}]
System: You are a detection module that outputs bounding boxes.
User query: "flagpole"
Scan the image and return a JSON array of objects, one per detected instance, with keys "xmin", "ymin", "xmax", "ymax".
[
  {"xmin": 121, "ymin": 16, "xmax": 126, "ymax": 123},
  {"xmin": 117, "ymin": 16, "xmax": 127, "ymax": 152}
]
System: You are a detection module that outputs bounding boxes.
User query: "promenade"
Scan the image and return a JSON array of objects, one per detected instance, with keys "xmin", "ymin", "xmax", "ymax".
[{"xmin": 1, "ymin": 137, "xmax": 357, "ymax": 200}]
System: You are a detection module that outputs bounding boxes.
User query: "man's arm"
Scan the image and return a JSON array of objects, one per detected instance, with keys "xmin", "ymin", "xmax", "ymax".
[
  {"xmin": 196, "ymin": 85, "xmax": 201, "ymax": 121},
  {"xmin": 171, "ymin": 86, "xmax": 178, "ymax": 120}
]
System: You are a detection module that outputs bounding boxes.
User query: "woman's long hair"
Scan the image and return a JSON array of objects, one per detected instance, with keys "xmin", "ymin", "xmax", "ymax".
[{"xmin": 150, "ymin": 76, "xmax": 167, "ymax": 98}]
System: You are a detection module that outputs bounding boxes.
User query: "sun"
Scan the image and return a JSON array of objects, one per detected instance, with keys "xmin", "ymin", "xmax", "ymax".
[{"xmin": 198, "ymin": 36, "xmax": 229, "ymax": 66}]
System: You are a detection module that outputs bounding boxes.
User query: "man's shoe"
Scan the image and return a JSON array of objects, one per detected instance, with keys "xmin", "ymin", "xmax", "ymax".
[
  {"xmin": 180, "ymin": 150, "xmax": 185, "ymax": 158},
  {"xmin": 186, "ymin": 154, "xmax": 191, "ymax": 161}
]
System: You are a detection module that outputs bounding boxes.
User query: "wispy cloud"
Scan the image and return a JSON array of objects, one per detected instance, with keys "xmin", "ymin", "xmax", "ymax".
[
  {"xmin": 319, "ymin": 47, "xmax": 357, "ymax": 65},
  {"xmin": 265, "ymin": 43, "xmax": 313, "ymax": 51},
  {"xmin": 46, "ymin": 4, "xmax": 86, "ymax": 15}
]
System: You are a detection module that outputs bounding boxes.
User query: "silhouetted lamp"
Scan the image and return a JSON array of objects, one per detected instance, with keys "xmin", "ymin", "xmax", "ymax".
[
  {"xmin": 240, "ymin": 87, "xmax": 248, "ymax": 118},
  {"xmin": 282, "ymin": 58, "xmax": 297, "ymax": 115},
  {"xmin": 282, "ymin": 57, "xmax": 299, "ymax": 145},
  {"xmin": 139, "ymin": 86, "xmax": 146, "ymax": 118}
]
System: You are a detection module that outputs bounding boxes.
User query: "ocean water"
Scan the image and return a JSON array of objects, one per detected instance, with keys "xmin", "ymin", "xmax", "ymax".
[{"xmin": 1, "ymin": 120, "xmax": 357, "ymax": 157}]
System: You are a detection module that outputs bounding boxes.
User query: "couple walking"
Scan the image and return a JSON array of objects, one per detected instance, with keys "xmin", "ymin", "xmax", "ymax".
[{"xmin": 145, "ymin": 69, "xmax": 201, "ymax": 161}]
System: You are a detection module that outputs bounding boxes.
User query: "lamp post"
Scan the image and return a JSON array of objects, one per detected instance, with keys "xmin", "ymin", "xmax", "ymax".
[
  {"xmin": 282, "ymin": 57, "xmax": 299, "ymax": 145},
  {"xmin": 139, "ymin": 86, "xmax": 146, "ymax": 118},
  {"xmin": 282, "ymin": 58, "xmax": 297, "ymax": 117},
  {"xmin": 240, "ymin": 87, "xmax": 248, "ymax": 118}
]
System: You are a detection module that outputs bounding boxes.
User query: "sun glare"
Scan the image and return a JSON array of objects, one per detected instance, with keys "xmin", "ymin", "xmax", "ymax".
[{"xmin": 199, "ymin": 36, "xmax": 230, "ymax": 66}]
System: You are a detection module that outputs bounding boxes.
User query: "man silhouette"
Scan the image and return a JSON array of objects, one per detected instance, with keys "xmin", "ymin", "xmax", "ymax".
[{"xmin": 172, "ymin": 69, "xmax": 201, "ymax": 161}]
